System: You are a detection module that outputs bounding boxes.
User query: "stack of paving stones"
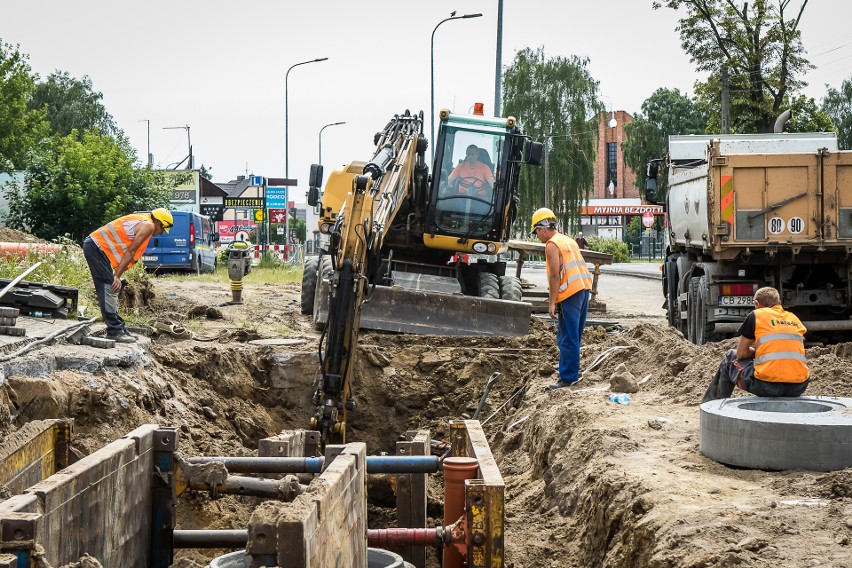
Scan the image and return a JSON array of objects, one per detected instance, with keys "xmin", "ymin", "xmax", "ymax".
[
  {"xmin": 0, "ymin": 307, "xmax": 25, "ymax": 336},
  {"xmin": 81, "ymin": 335, "xmax": 115, "ymax": 349}
]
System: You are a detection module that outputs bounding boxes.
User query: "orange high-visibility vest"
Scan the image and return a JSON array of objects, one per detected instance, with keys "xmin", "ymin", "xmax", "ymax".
[
  {"xmin": 753, "ymin": 305, "xmax": 808, "ymax": 383},
  {"xmin": 89, "ymin": 214, "xmax": 153, "ymax": 269},
  {"xmin": 546, "ymin": 233, "xmax": 592, "ymax": 304}
]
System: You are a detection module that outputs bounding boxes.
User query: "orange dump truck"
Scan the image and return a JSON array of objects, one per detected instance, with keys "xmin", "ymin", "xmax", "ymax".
[{"xmin": 655, "ymin": 133, "xmax": 852, "ymax": 345}]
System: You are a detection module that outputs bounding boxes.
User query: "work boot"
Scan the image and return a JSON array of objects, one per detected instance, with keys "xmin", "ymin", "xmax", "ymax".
[
  {"xmin": 107, "ymin": 331, "xmax": 137, "ymax": 344},
  {"xmin": 547, "ymin": 377, "xmax": 581, "ymax": 390}
]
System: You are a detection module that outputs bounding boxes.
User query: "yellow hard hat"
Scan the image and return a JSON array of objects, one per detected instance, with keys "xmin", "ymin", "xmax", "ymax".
[
  {"xmin": 531, "ymin": 207, "xmax": 557, "ymax": 234},
  {"xmin": 151, "ymin": 208, "xmax": 173, "ymax": 233}
]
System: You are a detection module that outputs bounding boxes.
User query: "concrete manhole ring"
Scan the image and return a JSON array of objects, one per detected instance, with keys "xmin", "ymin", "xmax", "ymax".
[{"xmin": 699, "ymin": 396, "xmax": 852, "ymax": 471}]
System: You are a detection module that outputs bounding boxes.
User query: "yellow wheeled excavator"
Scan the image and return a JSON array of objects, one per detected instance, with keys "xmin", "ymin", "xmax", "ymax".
[{"xmin": 303, "ymin": 107, "xmax": 542, "ymax": 443}]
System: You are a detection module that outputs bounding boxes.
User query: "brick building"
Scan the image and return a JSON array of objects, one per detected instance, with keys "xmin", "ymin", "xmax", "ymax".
[{"xmin": 592, "ymin": 110, "xmax": 637, "ymax": 199}]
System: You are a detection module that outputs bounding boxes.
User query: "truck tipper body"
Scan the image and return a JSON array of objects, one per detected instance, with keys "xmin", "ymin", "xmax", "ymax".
[{"xmin": 660, "ymin": 132, "xmax": 852, "ymax": 344}]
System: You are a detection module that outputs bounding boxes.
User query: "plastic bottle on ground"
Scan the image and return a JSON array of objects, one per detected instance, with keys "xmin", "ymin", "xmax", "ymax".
[{"xmin": 608, "ymin": 393, "xmax": 632, "ymax": 405}]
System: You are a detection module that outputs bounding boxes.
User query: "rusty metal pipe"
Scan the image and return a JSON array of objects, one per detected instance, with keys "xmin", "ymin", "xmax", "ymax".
[
  {"xmin": 187, "ymin": 475, "xmax": 305, "ymax": 500},
  {"xmin": 443, "ymin": 457, "xmax": 479, "ymax": 568},
  {"xmin": 173, "ymin": 529, "xmax": 248, "ymax": 548},
  {"xmin": 186, "ymin": 456, "xmax": 323, "ymax": 473},
  {"xmin": 367, "ymin": 527, "xmax": 444, "ymax": 548}
]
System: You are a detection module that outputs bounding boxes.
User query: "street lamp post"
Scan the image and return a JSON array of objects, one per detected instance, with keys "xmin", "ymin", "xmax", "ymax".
[
  {"xmin": 139, "ymin": 119, "xmax": 151, "ymax": 167},
  {"xmin": 163, "ymin": 125, "xmax": 192, "ymax": 170},
  {"xmin": 430, "ymin": 11, "xmax": 482, "ymax": 162},
  {"xmin": 318, "ymin": 121, "xmax": 346, "ymax": 166},
  {"xmin": 285, "ymin": 57, "xmax": 328, "ymax": 255}
]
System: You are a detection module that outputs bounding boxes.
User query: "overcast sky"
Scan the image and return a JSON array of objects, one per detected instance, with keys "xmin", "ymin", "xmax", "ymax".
[{"xmin": 4, "ymin": 1, "xmax": 850, "ymax": 201}]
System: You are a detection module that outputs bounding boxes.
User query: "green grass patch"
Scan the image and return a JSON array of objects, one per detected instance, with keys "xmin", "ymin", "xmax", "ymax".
[{"xmin": 156, "ymin": 264, "xmax": 303, "ymax": 285}]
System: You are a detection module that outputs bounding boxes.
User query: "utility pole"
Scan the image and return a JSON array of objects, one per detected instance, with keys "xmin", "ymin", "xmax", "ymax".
[
  {"xmin": 721, "ymin": 65, "xmax": 730, "ymax": 134},
  {"xmin": 494, "ymin": 0, "xmax": 504, "ymax": 117},
  {"xmin": 543, "ymin": 131, "xmax": 550, "ymax": 209}
]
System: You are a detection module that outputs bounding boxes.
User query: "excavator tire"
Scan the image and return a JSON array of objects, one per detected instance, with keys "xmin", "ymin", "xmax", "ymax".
[
  {"xmin": 301, "ymin": 256, "xmax": 319, "ymax": 315},
  {"xmin": 498, "ymin": 275, "xmax": 522, "ymax": 301},
  {"xmin": 314, "ymin": 256, "xmax": 334, "ymax": 329},
  {"xmin": 479, "ymin": 272, "xmax": 500, "ymax": 298}
]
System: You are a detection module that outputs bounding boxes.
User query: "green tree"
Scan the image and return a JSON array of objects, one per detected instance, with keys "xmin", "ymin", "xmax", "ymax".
[
  {"xmin": 0, "ymin": 40, "xmax": 48, "ymax": 172},
  {"xmin": 655, "ymin": 0, "xmax": 812, "ymax": 133},
  {"xmin": 503, "ymin": 47, "xmax": 600, "ymax": 233},
  {"xmin": 822, "ymin": 76, "xmax": 852, "ymax": 150},
  {"xmin": 622, "ymin": 88, "xmax": 705, "ymax": 198},
  {"xmin": 28, "ymin": 71, "xmax": 117, "ymax": 140},
  {"xmin": 5, "ymin": 130, "xmax": 170, "ymax": 241}
]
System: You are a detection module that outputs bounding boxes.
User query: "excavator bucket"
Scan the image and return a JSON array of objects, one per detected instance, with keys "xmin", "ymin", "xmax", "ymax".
[{"xmin": 315, "ymin": 278, "xmax": 531, "ymax": 336}]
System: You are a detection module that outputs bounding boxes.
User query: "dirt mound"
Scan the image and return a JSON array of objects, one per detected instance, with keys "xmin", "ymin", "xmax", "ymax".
[{"xmin": 0, "ymin": 227, "xmax": 47, "ymax": 243}]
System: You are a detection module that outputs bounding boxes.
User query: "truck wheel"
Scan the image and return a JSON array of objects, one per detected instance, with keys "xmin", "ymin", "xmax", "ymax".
[
  {"xmin": 301, "ymin": 256, "xmax": 319, "ymax": 315},
  {"xmin": 498, "ymin": 275, "xmax": 522, "ymax": 301},
  {"xmin": 478, "ymin": 272, "xmax": 500, "ymax": 298},
  {"xmin": 699, "ymin": 275, "xmax": 721, "ymax": 343},
  {"xmin": 665, "ymin": 258, "xmax": 679, "ymax": 328},
  {"xmin": 688, "ymin": 276, "xmax": 702, "ymax": 344}
]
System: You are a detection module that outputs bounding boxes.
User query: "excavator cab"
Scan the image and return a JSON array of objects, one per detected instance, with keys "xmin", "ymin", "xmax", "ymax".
[{"xmin": 425, "ymin": 110, "xmax": 535, "ymax": 255}]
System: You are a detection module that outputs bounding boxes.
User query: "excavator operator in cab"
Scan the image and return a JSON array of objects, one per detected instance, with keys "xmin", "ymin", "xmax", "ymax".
[{"xmin": 448, "ymin": 144, "xmax": 494, "ymax": 196}]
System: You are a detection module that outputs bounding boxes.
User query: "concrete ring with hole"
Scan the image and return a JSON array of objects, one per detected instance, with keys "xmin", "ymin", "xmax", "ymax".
[{"xmin": 699, "ymin": 397, "xmax": 852, "ymax": 471}]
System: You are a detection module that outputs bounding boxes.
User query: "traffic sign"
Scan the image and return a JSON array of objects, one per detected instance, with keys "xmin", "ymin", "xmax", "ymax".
[
  {"xmin": 642, "ymin": 211, "xmax": 654, "ymax": 228},
  {"xmin": 266, "ymin": 186, "xmax": 288, "ymax": 209},
  {"xmin": 250, "ymin": 175, "xmax": 264, "ymax": 186}
]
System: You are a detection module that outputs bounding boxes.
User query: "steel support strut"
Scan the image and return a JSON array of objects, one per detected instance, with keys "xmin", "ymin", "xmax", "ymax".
[{"xmin": 150, "ymin": 428, "xmax": 179, "ymax": 568}]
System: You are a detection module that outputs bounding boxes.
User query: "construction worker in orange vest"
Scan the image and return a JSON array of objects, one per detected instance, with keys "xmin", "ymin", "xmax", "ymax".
[
  {"xmin": 532, "ymin": 208, "xmax": 593, "ymax": 389},
  {"xmin": 702, "ymin": 286, "xmax": 809, "ymax": 402},
  {"xmin": 83, "ymin": 209, "xmax": 173, "ymax": 343}
]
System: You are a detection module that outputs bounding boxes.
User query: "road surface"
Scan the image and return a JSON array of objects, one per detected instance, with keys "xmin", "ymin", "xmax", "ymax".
[{"xmin": 519, "ymin": 263, "xmax": 667, "ymax": 328}]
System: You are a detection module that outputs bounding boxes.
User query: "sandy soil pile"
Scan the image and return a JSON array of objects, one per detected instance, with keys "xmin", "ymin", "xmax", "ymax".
[{"xmin": 0, "ymin": 275, "xmax": 850, "ymax": 567}]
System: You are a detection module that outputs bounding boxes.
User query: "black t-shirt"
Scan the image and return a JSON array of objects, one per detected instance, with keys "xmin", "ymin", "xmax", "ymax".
[{"xmin": 738, "ymin": 311, "xmax": 756, "ymax": 339}]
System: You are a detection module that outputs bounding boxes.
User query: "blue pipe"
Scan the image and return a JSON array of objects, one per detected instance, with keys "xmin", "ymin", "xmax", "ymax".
[{"xmin": 185, "ymin": 455, "xmax": 440, "ymax": 474}]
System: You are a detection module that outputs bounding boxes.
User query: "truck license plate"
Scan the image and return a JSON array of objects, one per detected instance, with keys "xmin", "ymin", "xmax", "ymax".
[
  {"xmin": 718, "ymin": 296, "xmax": 753, "ymax": 306},
  {"xmin": 142, "ymin": 256, "xmax": 157, "ymax": 262}
]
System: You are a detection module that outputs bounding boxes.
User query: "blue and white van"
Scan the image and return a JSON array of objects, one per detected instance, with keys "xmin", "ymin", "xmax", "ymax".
[{"xmin": 140, "ymin": 211, "xmax": 218, "ymax": 274}]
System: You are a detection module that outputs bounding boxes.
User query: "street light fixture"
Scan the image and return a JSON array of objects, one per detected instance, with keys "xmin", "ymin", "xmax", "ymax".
[
  {"xmin": 285, "ymin": 57, "xmax": 329, "ymax": 179},
  {"xmin": 162, "ymin": 125, "xmax": 192, "ymax": 170},
  {"xmin": 318, "ymin": 121, "xmax": 346, "ymax": 166},
  {"xmin": 430, "ymin": 11, "xmax": 483, "ymax": 162},
  {"xmin": 285, "ymin": 57, "xmax": 328, "ymax": 255}
]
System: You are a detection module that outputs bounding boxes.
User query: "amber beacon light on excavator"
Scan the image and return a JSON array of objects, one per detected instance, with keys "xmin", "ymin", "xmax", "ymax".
[{"xmin": 300, "ymin": 106, "xmax": 542, "ymax": 443}]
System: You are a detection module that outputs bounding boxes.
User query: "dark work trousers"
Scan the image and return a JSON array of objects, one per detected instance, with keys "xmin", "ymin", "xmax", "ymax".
[
  {"xmin": 556, "ymin": 289, "xmax": 590, "ymax": 384},
  {"xmin": 83, "ymin": 236, "xmax": 126, "ymax": 336},
  {"xmin": 702, "ymin": 348, "xmax": 809, "ymax": 402}
]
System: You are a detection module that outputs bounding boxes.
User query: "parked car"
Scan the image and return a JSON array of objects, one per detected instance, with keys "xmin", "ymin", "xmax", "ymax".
[{"xmin": 140, "ymin": 211, "xmax": 218, "ymax": 274}]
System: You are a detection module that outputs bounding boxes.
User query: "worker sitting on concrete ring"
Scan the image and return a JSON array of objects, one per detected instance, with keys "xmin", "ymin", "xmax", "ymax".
[{"xmin": 702, "ymin": 286, "xmax": 809, "ymax": 402}]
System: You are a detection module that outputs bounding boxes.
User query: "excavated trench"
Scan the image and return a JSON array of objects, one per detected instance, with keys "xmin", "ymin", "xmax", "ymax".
[{"xmin": 3, "ymin": 280, "xmax": 852, "ymax": 567}]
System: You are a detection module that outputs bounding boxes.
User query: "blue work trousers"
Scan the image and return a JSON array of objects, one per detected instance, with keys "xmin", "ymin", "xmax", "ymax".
[
  {"xmin": 556, "ymin": 289, "xmax": 590, "ymax": 384},
  {"xmin": 83, "ymin": 236, "xmax": 126, "ymax": 336}
]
